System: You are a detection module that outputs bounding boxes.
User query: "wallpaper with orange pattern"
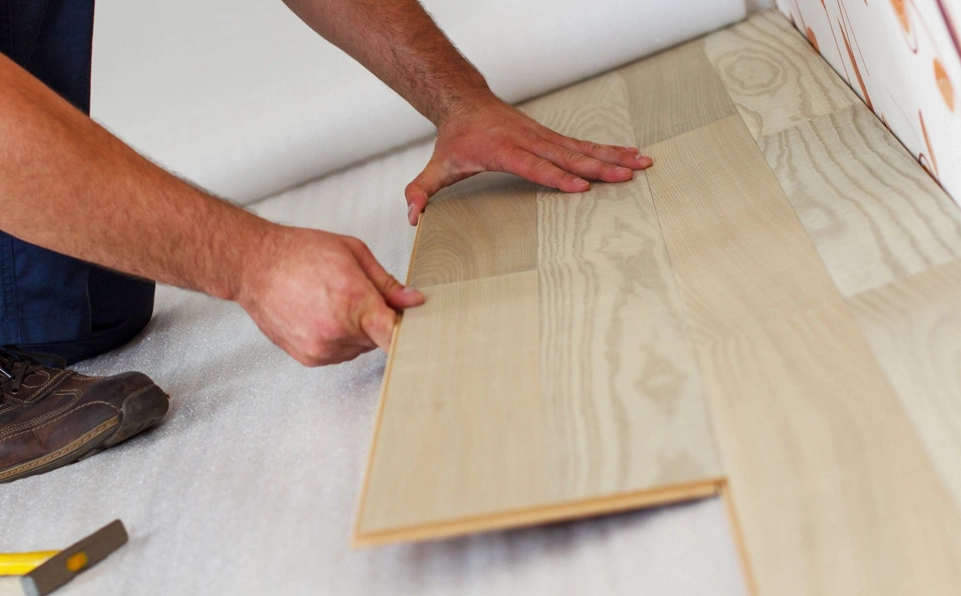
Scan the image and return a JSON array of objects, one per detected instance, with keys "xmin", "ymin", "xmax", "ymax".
[{"xmin": 776, "ymin": 0, "xmax": 961, "ymax": 204}]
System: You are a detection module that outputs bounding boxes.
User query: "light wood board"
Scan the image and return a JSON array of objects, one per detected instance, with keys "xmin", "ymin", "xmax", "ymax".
[
  {"xmin": 355, "ymin": 66, "xmax": 725, "ymax": 546},
  {"xmin": 408, "ymin": 173, "xmax": 538, "ymax": 288},
  {"xmin": 703, "ymin": 11, "xmax": 860, "ymax": 139},
  {"xmin": 358, "ymin": 270, "xmax": 544, "ymax": 536},
  {"xmin": 851, "ymin": 260, "xmax": 961, "ymax": 515},
  {"xmin": 529, "ymin": 72, "xmax": 723, "ymax": 502},
  {"xmin": 759, "ymin": 104, "xmax": 961, "ymax": 296},
  {"xmin": 620, "ymin": 39, "xmax": 740, "ymax": 148}
]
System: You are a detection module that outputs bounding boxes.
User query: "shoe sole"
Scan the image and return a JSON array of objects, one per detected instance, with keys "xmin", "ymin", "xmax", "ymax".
[{"xmin": 0, "ymin": 384, "xmax": 170, "ymax": 483}]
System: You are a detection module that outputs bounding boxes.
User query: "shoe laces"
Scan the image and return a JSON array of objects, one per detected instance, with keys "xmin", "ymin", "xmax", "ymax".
[{"xmin": 0, "ymin": 347, "xmax": 65, "ymax": 395}]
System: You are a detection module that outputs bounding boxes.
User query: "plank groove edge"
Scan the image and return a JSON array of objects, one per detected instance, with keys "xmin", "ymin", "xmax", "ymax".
[
  {"xmin": 351, "ymin": 210, "xmax": 426, "ymax": 548},
  {"xmin": 353, "ymin": 478, "xmax": 724, "ymax": 548},
  {"xmin": 719, "ymin": 482, "xmax": 760, "ymax": 596}
]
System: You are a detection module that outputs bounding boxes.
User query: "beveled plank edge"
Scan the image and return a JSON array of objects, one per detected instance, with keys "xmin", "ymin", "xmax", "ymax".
[
  {"xmin": 719, "ymin": 482, "xmax": 760, "ymax": 596},
  {"xmin": 352, "ymin": 477, "xmax": 725, "ymax": 548},
  {"xmin": 352, "ymin": 209, "xmax": 428, "ymax": 544}
]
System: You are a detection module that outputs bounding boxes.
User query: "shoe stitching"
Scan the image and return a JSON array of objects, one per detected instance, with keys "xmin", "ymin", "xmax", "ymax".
[
  {"xmin": 2, "ymin": 370, "xmax": 73, "ymax": 402},
  {"xmin": 0, "ymin": 389, "xmax": 82, "ymax": 440},
  {"xmin": 1, "ymin": 400, "xmax": 121, "ymax": 443},
  {"xmin": 25, "ymin": 370, "xmax": 73, "ymax": 402},
  {"xmin": 0, "ymin": 417, "xmax": 118, "ymax": 482},
  {"xmin": 19, "ymin": 369, "xmax": 51, "ymax": 389}
]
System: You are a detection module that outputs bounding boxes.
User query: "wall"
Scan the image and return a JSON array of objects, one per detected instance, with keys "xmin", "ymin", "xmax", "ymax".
[{"xmin": 776, "ymin": 0, "xmax": 961, "ymax": 205}]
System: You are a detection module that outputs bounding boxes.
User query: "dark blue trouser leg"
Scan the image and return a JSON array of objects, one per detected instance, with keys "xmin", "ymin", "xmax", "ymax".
[{"xmin": 0, "ymin": 0, "xmax": 155, "ymax": 364}]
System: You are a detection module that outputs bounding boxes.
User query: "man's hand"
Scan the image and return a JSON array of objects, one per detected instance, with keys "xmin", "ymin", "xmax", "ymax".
[
  {"xmin": 404, "ymin": 99, "xmax": 653, "ymax": 225},
  {"xmin": 238, "ymin": 225, "xmax": 424, "ymax": 366}
]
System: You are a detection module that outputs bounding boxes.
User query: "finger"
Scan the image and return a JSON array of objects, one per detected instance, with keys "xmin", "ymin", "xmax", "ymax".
[
  {"xmin": 503, "ymin": 149, "xmax": 592, "ymax": 192},
  {"xmin": 343, "ymin": 237, "xmax": 425, "ymax": 309},
  {"xmin": 359, "ymin": 301, "xmax": 398, "ymax": 352},
  {"xmin": 405, "ymin": 159, "xmax": 474, "ymax": 226},
  {"xmin": 545, "ymin": 132, "xmax": 653, "ymax": 170},
  {"xmin": 404, "ymin": 159, "xmax": 445, "ymax": 226},
  {"xmin": 530, "ymin": 140, "xmax": 634, "ymax": 183}
]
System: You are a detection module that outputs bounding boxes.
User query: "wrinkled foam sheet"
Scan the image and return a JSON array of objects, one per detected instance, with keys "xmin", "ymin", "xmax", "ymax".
[
  {"xmin": 0, "ymin": 139, "xmax": 748, "ymax": 595},
  {"xmin": 91, "ymin": 0, "xmax": 747, "ymax": 204}
]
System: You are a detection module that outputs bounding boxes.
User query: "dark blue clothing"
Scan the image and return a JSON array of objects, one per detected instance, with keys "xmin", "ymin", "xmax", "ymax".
[{"xmin": 0, "ymin": 0, "xmax": 154, "ymax": 364}]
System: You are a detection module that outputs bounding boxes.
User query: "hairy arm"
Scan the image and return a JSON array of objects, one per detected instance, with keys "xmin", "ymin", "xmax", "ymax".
[
  {"xmin": 0, "ymin": 54, "xmax": 422, "ymax": 365},
  {"xmin": 283, "ymin": 0, "xmax": 489, "ymax": 125},
  {"xmin": 283, "ymin": 0, "xmax": 653, "ymax": 224}
]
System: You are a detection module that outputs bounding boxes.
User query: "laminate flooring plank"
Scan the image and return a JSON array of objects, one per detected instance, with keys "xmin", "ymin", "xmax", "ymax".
[
  {"xmin": 850, "ymin": 259, "xmax": 961, "ymax": 512},
  {"xmin": 356, "ymin": 271, "xmax": 543, "ymax": 539},
  {"xmin": 528, "ymin": 72, "xmax": 724, "ymax": 501},
  {"xmin": 642, "ymin": 115, "xmax": 838, "ymax": 341},
  {"xmin": 620, "ymin": 38, "xmax": 740, "ymax": 148},
  {"xmin": 408, "ymin": 173, "xmax": 537, "ymax": 288},
  {"xmin": 759, "ymin": 105, "xmax": 961, "ymax": 296},
  {"xmin": 704, "ymin": 10, "xmax": 859, "ymax": 139},
  {"xmin": 699, "ymin": 301, "xmax": 961, "ymax": 596},
  {"xmin": 356, "ymin": 65, "xmax": 728, "ymax": 547},
  {"xmin": 642, "ymin": 115, "xmax": 961, "ymax": 595}
]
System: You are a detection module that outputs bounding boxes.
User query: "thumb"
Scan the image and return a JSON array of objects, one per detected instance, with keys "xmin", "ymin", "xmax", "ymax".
[
  {"xmin": 405, "ymin": 158, "xmax": 447, "ymax": 226},
  {"xmin": 344, "ymin": 237, "xmax": 425, "ymax": 309},
  {"xmin": 359, "ymin": 300, "xmax": 398, "ymax": 352}
]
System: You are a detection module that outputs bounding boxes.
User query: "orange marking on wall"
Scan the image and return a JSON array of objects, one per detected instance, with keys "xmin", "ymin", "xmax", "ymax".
[
  {"xmin": 934, "ymin": 58, "xmax": 955, "ymax": 110},
  {"xmin": 892, "ymin": 0, "xmax": 910, "ymax": 34},
  {"xmin": 919, "ymin": 110, "xmax": 939, "ymax": 176},
  {"xmin": 839, "ymin": 19, "xmax": 874, "ymax": 109}
]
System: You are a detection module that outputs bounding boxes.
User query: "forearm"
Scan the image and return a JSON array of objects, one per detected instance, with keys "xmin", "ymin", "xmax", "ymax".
[
  {"xmin": 283, "ymin": 0, "xmax": 495, "ymax": 125},
  {"xmin": 0, "ymin": 54, "xmax": 269, "ymax": 302}
]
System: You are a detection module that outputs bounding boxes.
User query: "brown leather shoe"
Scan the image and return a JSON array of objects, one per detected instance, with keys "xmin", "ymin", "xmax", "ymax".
[{"xmin": 0, "ymin": 347, "xmax": 169, "ymax": 483}]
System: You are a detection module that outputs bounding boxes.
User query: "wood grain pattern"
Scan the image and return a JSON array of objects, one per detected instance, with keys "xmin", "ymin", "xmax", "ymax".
[
  {"xmin": 356, "ymin": 68, "xmax": 725, "ymax": 546},
  {"xmin": 645, "ymin": 116, "xmax": 837, "ymax": 341},
  {"xmin": 358, "ymin": 271, "xmax": 543, "ymax": 535},
  {"xmin": 699, "ymin": 301, "xmax": 961, "ymax": 596},
  {"xmin": 850, "ymin": 259, "xmax": 961, "ymax": 512},
  {"xmin": 759, "ymin": 104, "xmax": 961, "ymax": 296},
  {"xmin": 643, "ymin": 115, "xmax": 961, "ymax": 595},
  {"xmin": 704, "ymin": 10, "xmax": 859, "ymax": 139},
  {"xmin": 620, "ymin": 38, "xmax": 740, "ymax": 148},
  {"xmin": 529, "ymin": 72, "xmax": 723, "ymax": 501},
  {"xmin": 408, "ymin": 173, "xmax": 537, "ymax": 288}
]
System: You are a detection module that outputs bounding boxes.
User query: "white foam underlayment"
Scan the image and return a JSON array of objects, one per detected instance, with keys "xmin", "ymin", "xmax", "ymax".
[
  {"xmin": 90, "ymin": 0, "xmax": 748, "ymax": 204},
  {"xmin": 0, "ymin": 1, "xmax": 768, "ymax": 593}
]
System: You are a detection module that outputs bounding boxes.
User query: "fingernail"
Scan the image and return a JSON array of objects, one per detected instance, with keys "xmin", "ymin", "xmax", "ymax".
[
  {"xmin": 615, "ymin": 167, "xmax": 632, "ymax": 176},
  {"xmin": 626, "ymin": 147, "xmax": 641, "ymax": 154},
  {"xmin": 636, "ymin": 155, "xmax": 653, "ymax": 166},
  {"xmin": 573, "ymin": 178, "xmax": 590, "ymax": 189},
  {"xmin": 402, "ymin": 286, "xmax": 426, "ymax": 303},
  {"xmin": 407, "ymin": 204, "xmax": 415, "ymax": 217}
]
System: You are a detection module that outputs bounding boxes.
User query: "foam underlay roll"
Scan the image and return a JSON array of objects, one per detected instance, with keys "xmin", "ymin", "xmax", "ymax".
[{"xmin": 91, "ymin": 0, "xmax": 747, "ymax": 204}]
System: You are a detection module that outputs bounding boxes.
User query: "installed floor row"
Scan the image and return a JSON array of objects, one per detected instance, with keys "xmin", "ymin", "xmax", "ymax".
[{"xmin": 355, "ymin": 11, "xmax": 961, "ymax": 596}]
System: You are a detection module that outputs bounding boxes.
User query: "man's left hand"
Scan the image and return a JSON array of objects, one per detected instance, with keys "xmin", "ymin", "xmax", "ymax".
[{"xmin": 404, "ymin": 98, "xmax": 653, "ymax": 226}]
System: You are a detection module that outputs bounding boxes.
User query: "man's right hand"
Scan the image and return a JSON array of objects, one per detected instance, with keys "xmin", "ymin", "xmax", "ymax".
[{"xmin": 237, "ymin": 225, "xmax": 424, "ymax": 366}]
